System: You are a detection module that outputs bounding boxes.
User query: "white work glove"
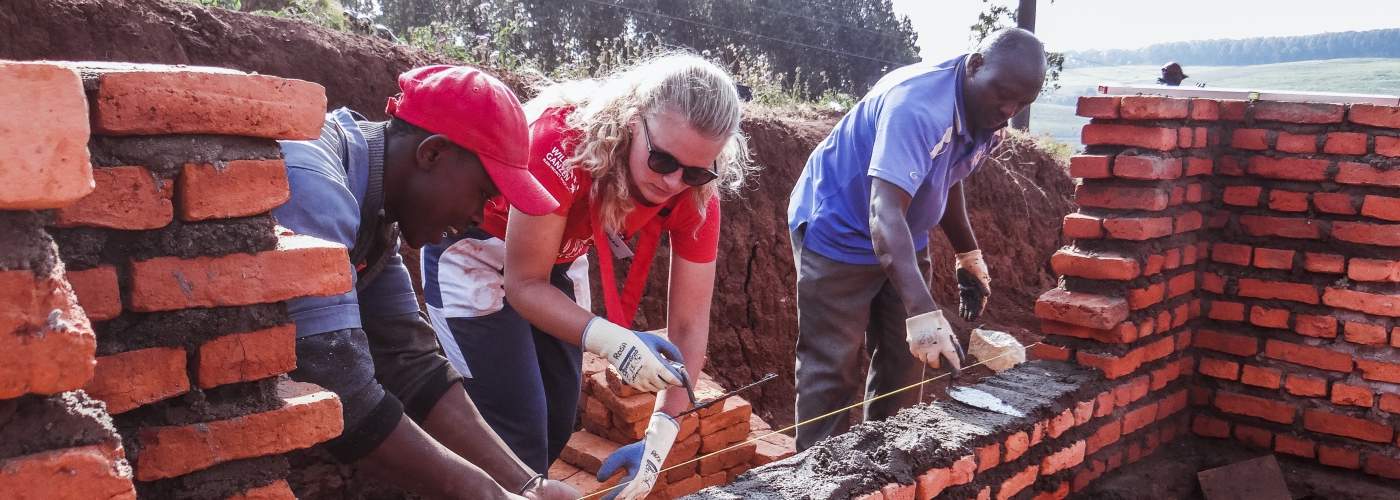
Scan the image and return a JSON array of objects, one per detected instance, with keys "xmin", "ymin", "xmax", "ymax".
[
  {"xmin": 955, "ymin": 250, "xmax": 991, "ymax": 321},
  {"xmin": 906, "ymin": 310, "xmax": 964, "ymax": 376},
  {"xmin": 583, "ymin": 317, "xmax": 685, "ymax": 393},
  {"xmin": 597, "ymin": 413, "xmax": 680, "ymax": 500}
]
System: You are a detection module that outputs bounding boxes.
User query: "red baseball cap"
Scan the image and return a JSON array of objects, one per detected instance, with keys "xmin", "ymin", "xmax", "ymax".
[{"xmin": 386, "ymin": 65, "xmax": 558, "ymax": 216}]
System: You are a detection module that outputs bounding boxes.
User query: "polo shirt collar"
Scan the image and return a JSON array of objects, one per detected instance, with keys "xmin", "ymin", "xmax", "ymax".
[{"xmin": 953, "ymin": 54, "xmax": 972, "ymax": 139}]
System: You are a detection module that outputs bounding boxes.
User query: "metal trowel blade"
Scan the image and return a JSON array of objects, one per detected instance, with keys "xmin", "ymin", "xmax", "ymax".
[{"xmin": 947, "ymin": 387, "xmax": 1024, "ymax": 417}]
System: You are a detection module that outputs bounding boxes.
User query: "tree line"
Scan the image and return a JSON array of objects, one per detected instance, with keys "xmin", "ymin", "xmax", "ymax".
[{"xmin": 1065, "ymin": 28, "xmax": 1400, "ymax": 68}]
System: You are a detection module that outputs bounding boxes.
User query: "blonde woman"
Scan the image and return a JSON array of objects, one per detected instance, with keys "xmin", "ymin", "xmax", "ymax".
[{"xmin": 420, "ymin": 54, "xmax": 750, "ymax": 499}]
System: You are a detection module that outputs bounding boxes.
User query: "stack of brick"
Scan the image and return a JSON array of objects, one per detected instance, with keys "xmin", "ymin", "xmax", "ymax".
[
  {"xmin": 686, "ymin": 360, "xmax": 1115, "ymax": 500},
  {"xmin": 0, "ymin": 60, "xmax": 137, "ymax": 500},
  {"xmin": 554, "ymin": 348, "xmax": 796, "ymax": 498},
  {"xmin": 1036, "ymin": 93, "xmax": 1400, "ymax": 484},
  {"xmin": 23, "ymin": 60, "xmax": 353, "ymax": 499},
  {"xmin": 1186, "ymin": 99, "xmax": 1400, "ymax": 478}
]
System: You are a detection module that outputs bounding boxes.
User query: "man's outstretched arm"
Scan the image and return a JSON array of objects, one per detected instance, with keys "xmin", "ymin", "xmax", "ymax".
[{"xmin": 870, "ymin": 178, "xmax": 962, "ymax": 373}]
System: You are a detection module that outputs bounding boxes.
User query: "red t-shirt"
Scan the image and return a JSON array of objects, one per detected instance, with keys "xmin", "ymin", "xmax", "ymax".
[{"xmin": 480, "ymin": 107, "xmax": 721, "ymax": 265}]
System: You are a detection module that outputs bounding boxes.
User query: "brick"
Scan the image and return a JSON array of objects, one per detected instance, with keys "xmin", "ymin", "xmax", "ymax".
[
  {"xmin": 0, "ymin": 443, "xmax": 136, "ymax": 500},
  {"xmin": 1126, "ymin": 283, "xmax": 1164, "ymax": 310},
  {"xmin": 0, "ymin": 269, "xmax": 97, "ymax": 399},
  {"xmin": 1334, "ymin": 221, "xmax": 1400, "ymax": 246},
  {"xmin": 65, "ymin": 265, "xmax": 122, "ymax": 322},
  {"xmin": 1218, "ymin": 100, "xmax": 1246, "ymax": 120},
  {"xmin": 1076, "ymin": 96, "xmax": 1120, "ymax": 118},
  {"xmin": 882, "ymin": 483, "xmax": 914, "ymax": 500},
  {"xmin": 1274, "ymin": 131, "xmax": 1317, "ymax": 153},
  {"xmin": 1356, "ymin": 358, "xmax": 1400, "ymax": 383},
  {"xmin": 1238, "ymin": 278, "xmax": 1318, "ymax": 304},
  {"xmin": 1074, "ymin": 185, "xmax": 1169, "ymax": 211},
  {"xmin": 1344, "ymin": 322, "xmax": 1388, "ymax": 347},
  {"xmin": 1048, "ymin": 408, "xmax": 1075, "ymax": 439},
  {"xmin": 1364, "ymin": 453, "xmax": 1400, "ymax": 479},
  {"xmin": 1322, "ymin": 287, "xmax": 1400, "ymax": 318},
  {"xmin": 1193, "ymin": 329, "xmax": 1257, "ymax": 356},
  {"xmin": 1192, "ymin": 415, "xmax": 1230, "ymax": 438},
  {"xmin": 1349, "ymin": 104, "xmax": 1400, "ymax": 128},
  {"xmin": 1337, "ymin": 161, "xmax": 1400, "ymax": 187},
  {"xmin": 1208, "ymin": 301, "xmax": 1244, "ymax": 322},
  {"xmin": 90, "ymin": 66, "xmax": 326, "ymax": 140},
  {"xmin": 197, "ymin": 324, "xmax": 297, "ymax": 388},
  {"xmin": 1239, "ymin": 215, "xmax": 1321, "ymax": 240},
  {"xmin": 1113, "ymin": 156, "xmax": 1182, "ymax": 180},
  {"xmin": 1086, "ymin": 420, "xmax": 1121, "ymax": 455},
  {"xmin": 1031, "ymin": 482, "xmax": 1069, "ymax": 500},
  {"xmin": 1144, "ymin": 254, "xmax": 1165, "ymax": 276},
  {"xmin": 1167, "ymin": 271, "xmax": 1195, "ymax": 298},
  {"xmin": 747, "ymin": 435, "xmax": 792, "ymax": 466},
  {"xmin": 591, "ymin": 373, "xmax": 654, "ymax": 423},
  {"xmin": 1005, "ymin": 431, "xmax": 1029, "ymax": 462},
  {"xmin": 1120, "ymin": 96, "xmax": 1189, "ymax": 120},
  {"xmin": 698, "ymin": 442, "xmax": 755, "ymax": 476},
  {"xmin": 1284, "ymin": 375, "xmax": 1328, "ymax": 397},
  {"xmin": 1050, "ymin": 248, "xmax": 1140, "ymax": 281},
  {"xmin": 1361, "ymin": 195, "xmax": 1400, "ymax": 223},
  {"xmin": 1041, "ymin": 440, "xmax": 1086, "ymax": 476},
  {"xmin": 1069, "ymin": 155, "xmax": 1112, "ymax": 179},
  {"xmin": 1201, "ymin": 272, "xmax": 1225, "ymax": 293},
  {"xmin": 560, "ymin": 470, "xmax": 621, "ymax": 496},
  {"xmin": 1241, "ymin": 365, "xmax": 1281, "ymax": 389},
  {"xmin": 1190, "ymin": 99, "xmax": 1220, "ymax": 120},
  {"xmin": 1081, "ymin": 124, "xmax": 1177, "ymax": 151},
  {"xmin": 699, "ymin": 396, "xmax": 752, "ymax": 435},
  {"xmin": 228, "ymin": 480, "xmax": 295, "ymax": 500},
  {"xmin": 1272, "ymin": 434, "xmax": 1315, "ymax": 458},
  {"xmin": 1193, "ymin": 127, "xmax": 1209, "ymax": 148},
  {"xmin": 1230, "ymin": 129, "xmax": 1269, "ymax": 150},
  {"xmin": 1383, "ymin": 393, "xmax": 1400, "ymax": 414},
  {"xmin": 54, "ymin": 166, "xmax": 174, "ymax": 230},
  {"xmin": 1158, "ymin": 390, "xmax": 1188, "ymax": 419},
  {"xmin": 1185, "ymin": 183, "xmax": 1203, "ymax": 203},
  {"xmin": 1218, "ymin": 155, "xmax": 1245, "ymax": 176},
  {"xmin": 1250, "ymin": 248, "xmax": 1294, "ymax": 271},
  {"xmin": 1150, "ymin": 363, "xmax": 1180, "ymax": 390},
  {"xmin": 1221, "ymin": 185, "xmax": 1261, "ymax": 207},
  {"xmin": 1198, "ymin": 358, "xmax": 1239, "ymax": 380},
  {"xmin": 137, "ymin": 380, "xmax": 342, "ymax": 480},
  {"xmin": 701, "ymin": 424, "xmax": 750, "ymax": 453},
  {"xmin": 1323, "ymin": 132, "xmax": 1367, "ymax": 154},
  {"xmin": 1379, "ymin": 136, "xmax": 1400, "ymax": 157},
  {"xmin": 1123, "ymin": 403, "xmax": 1158, "ymax": 434},
  {"xmin": 976, "ymin": 443, "xmax": 1000, "ymax": 473},
  {"xmin": 1249, "ymin": 306, "xmax": 1290, "ymax": 329},
  {"xmin": 1030, "ymin": 343, "xmax": 1071, "ymax": 361},
  {"xmin": 1234, "ymin": 425, "xmax": 1272, "ymax": 449},
  {"xmin": 1247, "ymin": 156, "xmax": 1330, "ymax": 181},
  {"xmin": 0, "ymin": 61, "xmax": 94, "ymax": 210},
  {"xmin": 1174, "ymin": 211, "xmax": 1203, "ymax": 233},
  {"xmin": 1062, "ymin": 213, "xmax": 1104, "ymax": 239},
  {"xmin": 1306, "ymin": 410, "xmax": 1394, "ymax": 443},
  {"xmin": 1102, "ymin": 216, "xmax": 1174, "ymax": 240},
  {"xmin": 1349, "ymin": 258, "xmax": 1400, "ymax": 283},
  {"xmin": 1255, "ymin": 101, "xmax": 1345, "ymax": 124},
  {"xmin": 1215, "ymin": 392, "xmax": 1295, "ymax": 424},
  {"xmin": 178, "ymin": 160, "xmax": 291, "ymax": 221},
  {"xmin": 1265, "ymin": 340, "xmax": 1353, "ymax": 372},
  {"xmin": 1304, "ymin": 253, "xmax": 1347, "ymax": 273},
  {"xmin": 129, "ymin": 234, "xmax": 352, "ymax": 312},
  {"xmin": 1185, "ymin": 157, "xmax": 1213, "ymax": 176},
  {"xmin": 1295, "ymin": 314, "xmax": 1338, "ymax": 338},
  {"xmin": 996, "ymin": 464, "xmax": 1039, "ymax": 500},
  {"xmin": 1035, "ymin": 289, "xmax": 1129, "ymax": 330},
  {"xmin": 1113, "ymin": 376, "xmax": 1149, "ymax": 407},
  {"xmin": 855, "ymin": 491, "xmax": 884, "ymax": 500},
  {"xmin": 1207, "ymin": 211, "xmax": 1230, "ymax": 229},
  {"xmin": 83, "ymin": 347, "xmax": 189, "ymax": 414},
  {"xmin": 1313, "ymin": 192, "xmax": 1357, "ymax": 215},
  {"xmin": 1077, "ymin": 350, "xmax": 1138, "ymax": 380},
  {"xmin": 1332, "ymin": 383, "xmax": 1374, "ymax": 407},
  {"xmin": 1267, "ymin": 190, "xmax": 1309, "ymax": 212}
]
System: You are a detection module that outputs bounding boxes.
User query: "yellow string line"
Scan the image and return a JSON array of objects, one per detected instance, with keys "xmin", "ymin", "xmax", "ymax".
[{"xmin": 576, "ymin": 342, "xmax": 1044, "ymax": 500}]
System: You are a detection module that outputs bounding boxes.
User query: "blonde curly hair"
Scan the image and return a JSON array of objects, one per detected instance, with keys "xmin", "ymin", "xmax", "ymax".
[{"xmin": 524, "ymin": 53, "xmax": 754, "ymax": 232}]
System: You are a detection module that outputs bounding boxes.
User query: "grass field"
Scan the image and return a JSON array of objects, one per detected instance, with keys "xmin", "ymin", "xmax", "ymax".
[{"xmin": 1028, "ymin": 58, "xmax": 1400, "ymax": 146}]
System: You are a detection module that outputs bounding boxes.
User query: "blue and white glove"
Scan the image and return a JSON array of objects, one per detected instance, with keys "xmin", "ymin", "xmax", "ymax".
[
  {"xmin": 597, "ymin": 413, "xmax": 679, "ymax": 500},
  {"xmin": 583, "ymin": 317, "xmax": 686, "ymax": 393}
]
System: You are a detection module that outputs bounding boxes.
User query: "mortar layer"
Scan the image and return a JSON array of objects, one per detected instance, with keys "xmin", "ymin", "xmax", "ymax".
[
  {"xmin": 51, "ymin": 213, "xmax": 279, "ymax": 271},
  {"xmin": 136, "ymin": 455, "xmax": 289, "ymax": 500},
  {"xmin": 683, "ymin": 361, "xmax": 1102, "ymax": 499},
  {"xmin": 88, "ymin": 134, "xmax": 282, "ymax": 179},
  {"xmin": 95, "ymin": 303, "xmax": 289, "ymax": 356},
  {"xmin": 0, "ymin": 210, "xmax": 58, "ymax": 277},
  {"xmin": 0, "ymin": 391, "xmax": 121, "ymax": 461}
]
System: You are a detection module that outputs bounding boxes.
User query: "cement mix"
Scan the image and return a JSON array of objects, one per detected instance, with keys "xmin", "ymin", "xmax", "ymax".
[{"xmin": 0, "ymin": 391, "xmax": 122, "ymax": 461}]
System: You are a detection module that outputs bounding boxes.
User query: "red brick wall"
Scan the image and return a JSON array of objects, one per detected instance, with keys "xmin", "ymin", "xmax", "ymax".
[{"xmin": 1037, "ymin": 94, "xmax": 1400, "ymax": 482}]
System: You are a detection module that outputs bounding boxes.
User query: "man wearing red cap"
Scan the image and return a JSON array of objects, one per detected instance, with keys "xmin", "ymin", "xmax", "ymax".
[{"xmin": 272, "ymin": 66, "xmax": 574, "ymax": 499}]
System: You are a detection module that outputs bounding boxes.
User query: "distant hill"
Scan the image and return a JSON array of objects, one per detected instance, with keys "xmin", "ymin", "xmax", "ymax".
[{"xmin": 1064, "ymin": 28, "xmax": 1400, "ymax": 68}]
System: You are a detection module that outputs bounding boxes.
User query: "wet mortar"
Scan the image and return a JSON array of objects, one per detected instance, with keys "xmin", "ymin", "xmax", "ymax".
[
  {"xmin": 0, "ymin": 391, "xmax": 122, "ymax": 461},
  {"xmin": 137, "ymin": 455, "xmax": 290, "ymax": 500}
]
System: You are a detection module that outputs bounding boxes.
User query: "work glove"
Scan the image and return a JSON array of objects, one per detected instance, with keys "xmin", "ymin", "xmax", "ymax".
[
  {"xmin": 906, "ymin": 310, "xmax": 964, "ymax": 376},
  {"xmin": 597, "ymin": 413, "xmax": 680, "ymax": 500},
  {"xmin": 955, "ymin": 250, "xmax": 991, "ymax": 321},
  {"xmin": 520, "ymin": 478, "xmax": 579, "ymax": 500},
  {"xmin": 583, "ymin": 317, "xmax": 686, "ymax": 393}
]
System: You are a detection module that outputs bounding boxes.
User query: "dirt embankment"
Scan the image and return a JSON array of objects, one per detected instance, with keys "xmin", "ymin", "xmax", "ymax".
[{"xmin": 2, "ymin": 0, "xmax": 1076, "ymax": 437}]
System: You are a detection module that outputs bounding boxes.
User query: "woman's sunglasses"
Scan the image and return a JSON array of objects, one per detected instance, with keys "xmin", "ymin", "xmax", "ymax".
[{"xmin": 641, "ymin": 118, "xmax": 720, "ymax": 187}]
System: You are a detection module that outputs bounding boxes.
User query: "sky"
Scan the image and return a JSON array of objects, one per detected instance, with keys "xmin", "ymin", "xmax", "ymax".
[{"xmin": 890, "ymin": 0, "xmax": 1400, "ymax": 62}]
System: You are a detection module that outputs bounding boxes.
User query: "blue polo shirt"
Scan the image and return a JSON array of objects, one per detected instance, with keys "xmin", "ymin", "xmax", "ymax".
[
  {"xmin": 272, "ymin": 108, "xmax": 422, "ymax": 337},
  {"xmin": 788, "ymin": 55, "xmax": 1004, "ymax": 265}
]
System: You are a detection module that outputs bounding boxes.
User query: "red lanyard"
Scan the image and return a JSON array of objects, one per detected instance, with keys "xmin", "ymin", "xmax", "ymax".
[{"xmin": 590, "ymin": 197, "xmax": 665, "ymax": 327}]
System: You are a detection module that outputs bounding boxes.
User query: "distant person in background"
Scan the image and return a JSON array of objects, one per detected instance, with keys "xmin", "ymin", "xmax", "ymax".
[{"xmin": 1159, "ymin": 62, "xmax": 1188, "ymax": 86}]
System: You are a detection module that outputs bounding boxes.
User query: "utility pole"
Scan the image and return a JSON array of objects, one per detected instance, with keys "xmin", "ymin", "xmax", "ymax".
[{"xmin": 1009, "ymin": 0, "xmax": 1036, "ymax": 131}]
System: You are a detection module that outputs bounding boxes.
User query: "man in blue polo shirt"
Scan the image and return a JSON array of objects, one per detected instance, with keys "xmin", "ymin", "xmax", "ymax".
[
  {"xmin": 788, "ymin": 28, "xmax": 1047, "ymax": 450},
  {"xmin": 273, "ymin": 66, "xmax": 575, "ymax": 499}
]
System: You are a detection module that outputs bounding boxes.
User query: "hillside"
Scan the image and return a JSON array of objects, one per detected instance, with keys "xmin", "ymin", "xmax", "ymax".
[{"xmin": 1064, "ymin": 28, "xmax": 1400, "ymax": 67}]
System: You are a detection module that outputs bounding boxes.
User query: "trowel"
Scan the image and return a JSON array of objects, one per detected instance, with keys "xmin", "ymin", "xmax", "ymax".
[
  {"xmin": 672, "ymin": 360, "xmax": 778, "ymax": 418},
  {"xmin": 947, "ymin": 386, "xmax": 1025, "ymax": 417}
]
